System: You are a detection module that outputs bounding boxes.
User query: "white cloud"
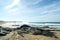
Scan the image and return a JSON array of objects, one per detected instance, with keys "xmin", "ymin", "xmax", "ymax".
[
  {"xmin": 3, "ymin": 0, "xmax": 60, "ymax": 22},
  {"xmin": 5, "ymin": 0, "xmax": 20, "ymax": 9},
  {"xmin": 40, "ymin": 8, "xmax": 60, "ymax": 15},
  {"xmin": 34, "ymin": 2, "xmax": 60, "ymax": 14},
  {"xmin": 29, "ymin": 0, "xmax": 43, "ymax": 5},
  {"xmin": 20, "ymin": 0, "xmax": 43, "ymax": 7},
  {"xmin": 27, "ymin": 2, "xmax": 60, "ymax": 22},
  {"xmin": 6, "ymin": 8, "xmax": 20, "ymax": 15},
  {"xmin": 4, "ymin": 0, "xmax": 21, "ymax": 15}
]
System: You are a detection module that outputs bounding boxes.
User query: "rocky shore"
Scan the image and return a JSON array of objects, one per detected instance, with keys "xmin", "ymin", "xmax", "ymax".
[
  {"xmin": 0, "ymin": 25, "xmax": 60, "ymax": 40},
  {"xmin": 0, "ymin": 31, "xmax": 60, "ymax": 40}
]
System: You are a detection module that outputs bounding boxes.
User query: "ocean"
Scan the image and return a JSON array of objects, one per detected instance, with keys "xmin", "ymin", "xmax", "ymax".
[{"xmin": 30, "ymin": 22, "xmax": 60, "ymax": 29}]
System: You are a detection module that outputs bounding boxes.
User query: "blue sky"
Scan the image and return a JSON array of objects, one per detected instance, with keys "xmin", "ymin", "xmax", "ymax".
[{"xmin": 0, "ymin": 0, "xmax": 60, "ymax": 22}]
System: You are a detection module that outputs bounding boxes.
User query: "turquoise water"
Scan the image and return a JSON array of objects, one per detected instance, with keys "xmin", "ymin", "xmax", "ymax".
[
  {"xmin": 30, "ymin": 22, "xmax": 60, "ymax": 28},
  {"xmin": 30, "ymin": 22, "xmax": 60, "ymax": 24}
]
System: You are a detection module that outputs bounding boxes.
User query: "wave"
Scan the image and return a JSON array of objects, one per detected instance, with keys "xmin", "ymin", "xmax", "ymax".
[{"xmin": 30, "ymin": 22, "xmax": 60, "ymax": 25}]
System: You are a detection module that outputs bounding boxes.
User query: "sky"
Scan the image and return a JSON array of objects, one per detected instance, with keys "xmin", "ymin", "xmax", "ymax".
[{"xmin": 0, "ymin": 0, "xmax": 60, "ymax": 22}]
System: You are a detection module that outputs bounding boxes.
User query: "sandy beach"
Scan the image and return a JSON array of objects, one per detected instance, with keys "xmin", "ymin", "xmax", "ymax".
[{"xmin": 0, "ymin": 30, "xmax": 60, "ymax": 40}]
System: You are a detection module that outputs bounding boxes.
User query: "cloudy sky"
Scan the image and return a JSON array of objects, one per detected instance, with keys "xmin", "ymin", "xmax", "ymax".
[{"xmin": 0, "ymin": 0, "xmax": 60, "ymax": 22}]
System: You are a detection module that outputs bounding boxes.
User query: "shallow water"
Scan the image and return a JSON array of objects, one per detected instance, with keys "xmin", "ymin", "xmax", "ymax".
[{"xmin": 30, "ymin": 22, "xmax": 60, "ymax": 28}]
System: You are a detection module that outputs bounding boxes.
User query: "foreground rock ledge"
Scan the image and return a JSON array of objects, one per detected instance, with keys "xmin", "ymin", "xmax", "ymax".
[{"xmin": 0, "ymin": 31, "xmax": 60, "ymax": 40}]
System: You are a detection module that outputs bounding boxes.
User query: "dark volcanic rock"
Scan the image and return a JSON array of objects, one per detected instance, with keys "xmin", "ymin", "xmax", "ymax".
[{"xmin": 0, "ymin": 26, "xmax": 12, "ymax": 36}]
